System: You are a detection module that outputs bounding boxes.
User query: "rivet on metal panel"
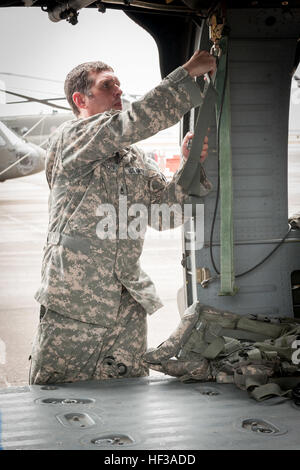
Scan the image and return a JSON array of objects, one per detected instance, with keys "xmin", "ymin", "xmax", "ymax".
[
  {"xmin": 241, "ymin": 418, "xmax": 283, "ymax": 435},
  {"xmin": 37, "ymin": 397, "xmax": 95, "ymax": 405},
  {"xmin": 62, "ymin": 399, "xmax": 79, "ymax": 405},
  {"xmin": 201, "ymin": 390, "xmax": 219, "ymax": 396},
  {"xmin": 56, "ymin": 412, "xmax": 97, "ymax": 429},
  {"xmin": 195, "ymin": 385, "xmax": 220, "ymax": 396},
  {"xmin": 91, "ymin": 434, "xmax": 134, "ymax": 447}
]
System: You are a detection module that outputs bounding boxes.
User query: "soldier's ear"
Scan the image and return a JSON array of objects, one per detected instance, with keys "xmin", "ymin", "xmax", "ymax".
[{"xmin": 72, "ymin": 92, "xmax": 87, "ymax": 111}]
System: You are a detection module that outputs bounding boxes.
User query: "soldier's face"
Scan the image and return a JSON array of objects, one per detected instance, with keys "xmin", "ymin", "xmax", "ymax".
[{"xmin": 84, "ymin": 70, "xmax": 123, "ymax": 116}]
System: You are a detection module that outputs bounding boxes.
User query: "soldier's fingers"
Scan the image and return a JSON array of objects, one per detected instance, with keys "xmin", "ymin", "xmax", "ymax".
[
  {"xmin": 183, "ymin": 131, "xmax": 193, "ymax": 142},
  {"xmin": 197, "ymin": 50, "xmax": 210, "ymax": 56},
  {"xmin": 190, "ymin": 50, "xmax": 210, "ymax": 60}
]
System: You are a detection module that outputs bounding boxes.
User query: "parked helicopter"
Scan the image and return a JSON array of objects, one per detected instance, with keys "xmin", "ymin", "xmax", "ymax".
[
  {"xmin": 0, "ymin": 79, "xmax": 138, "ymax": 181},
  {"xmin": 0, "ymin": 80, "xmax": 71, "ymax": 182}
]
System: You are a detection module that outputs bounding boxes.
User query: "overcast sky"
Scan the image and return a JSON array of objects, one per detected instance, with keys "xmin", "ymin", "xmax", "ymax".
[
  {"xmin": 0, "ymin": 6, "xmax": 299, "ymax": 127},
  {"xmin": 0, "ymin": 6, "xmax": 162, "ymax": 115}
]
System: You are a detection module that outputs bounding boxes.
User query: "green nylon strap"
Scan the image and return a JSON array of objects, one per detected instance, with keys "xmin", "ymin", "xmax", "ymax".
[
  {"xmin": 202, "ymin": 336, "xmax": 225, "ymax": 359},
  {"xmin": 246, "ymin": 348, "xmax": 262, "ymax": 362},
  {"xmin": 253, "ymin": 342, "xmax": 293, "ymax": 361},
  {"xmin": 214, "ymin": 327, "xmax": 272, "ymax": 343},
  {"xmin": 264, "ymin": 350, "xmax": 278, "ymax": 360},
  {"xmin": 216, "ymin": 37, "xmax": 237, "ymax": 296},
  {"xmin": 177, "ymin": 81, "xmax": 218, "ymax": 196},
  {"xmin": 237, "ymin": 316, "xmax": 286, "ymax": 339},
  {"xmin": 233, "ymin": 370, "xmax": 268, "ymax": 390},
  {"xmin": 250, "ymin": 383, "xmax": 291, "ymax": 402},
  {"xmin": 244, "ymin": 375, "xmax": 300, "ymax": 401},
  {"xmin": 245, "ymin": 374, "xmax": 268, "ymax": 390},
  {"xmin": 223, "ymin": 337, "xmax": 241, "ymax": 355}
]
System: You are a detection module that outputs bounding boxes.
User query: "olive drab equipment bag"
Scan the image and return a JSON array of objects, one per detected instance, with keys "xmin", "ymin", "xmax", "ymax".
[{"xmin": 143, "ymin": 302, "xmax": 300, "ymax": 402}]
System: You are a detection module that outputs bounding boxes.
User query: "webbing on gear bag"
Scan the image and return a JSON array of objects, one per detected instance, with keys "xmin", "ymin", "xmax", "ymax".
[{"xmin": 143, "ymin": 302, "xmax": 300, "ymax": 401}]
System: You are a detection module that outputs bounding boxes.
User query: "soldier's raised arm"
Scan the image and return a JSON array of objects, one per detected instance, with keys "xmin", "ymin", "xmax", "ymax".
[{"xmin": 58, "ymin": 52, "xmax": 216, "ymax": 174}]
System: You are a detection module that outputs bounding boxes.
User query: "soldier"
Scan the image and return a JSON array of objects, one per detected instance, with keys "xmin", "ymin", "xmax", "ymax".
[{"xmin": 29, "ymin": 51, "xmax": 216, "ymax": 385}]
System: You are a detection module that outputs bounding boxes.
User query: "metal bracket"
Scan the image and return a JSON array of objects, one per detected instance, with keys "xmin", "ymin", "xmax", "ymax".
[
  {"xmin": 208, "ymin": 12, "xmax": 226, "ymax": 57},
  {"xmin": 196, "ymin": 267, "xmax": 211, "ymax": 287}
]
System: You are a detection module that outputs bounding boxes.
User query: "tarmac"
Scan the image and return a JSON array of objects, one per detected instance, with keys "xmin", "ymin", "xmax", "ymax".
[{"xmin": 0, "ymin": 150, "xmax": 299, "ymax": 388}]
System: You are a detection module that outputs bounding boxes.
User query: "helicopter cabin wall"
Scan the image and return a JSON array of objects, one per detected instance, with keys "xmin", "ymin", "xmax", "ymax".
[{"xmin": 183, "ymin": 8, "xmax": 300, "ymax": 318}]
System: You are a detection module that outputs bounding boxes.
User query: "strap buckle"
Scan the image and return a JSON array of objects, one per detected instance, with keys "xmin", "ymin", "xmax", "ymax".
[{"xmin": 209, "ymin": 13, "xmax": 225, "ymax": 57}]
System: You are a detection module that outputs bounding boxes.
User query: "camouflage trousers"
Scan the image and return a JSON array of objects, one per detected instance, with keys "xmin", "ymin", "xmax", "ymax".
[{"xmin": 29, "ymin": 288, "xmax": 149, "ymax": 385}]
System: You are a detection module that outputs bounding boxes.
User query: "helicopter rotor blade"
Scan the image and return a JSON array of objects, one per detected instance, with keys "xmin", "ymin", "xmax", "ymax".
[{"xmin": 0, "ymin": 88, "xmax": 70, "ymax": 111}]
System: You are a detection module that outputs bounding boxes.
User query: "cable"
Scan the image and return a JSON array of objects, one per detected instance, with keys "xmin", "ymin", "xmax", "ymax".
[
  {"xmin": 235, "ymin": 225, "xmax": 292, "ymax": 278},
  {"xmin": 209, "ymin": 41, "xmax": 228, "ymax": 275}
]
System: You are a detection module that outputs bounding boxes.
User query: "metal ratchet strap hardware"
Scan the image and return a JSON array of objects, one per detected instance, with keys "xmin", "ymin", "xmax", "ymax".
[
  {"xmin": 177, "ymin": 79, "xmax": 218, "ymax": 197},
  {"xmin": 209, "ymin": 12, "xmax": 226, "ymax": 58}
]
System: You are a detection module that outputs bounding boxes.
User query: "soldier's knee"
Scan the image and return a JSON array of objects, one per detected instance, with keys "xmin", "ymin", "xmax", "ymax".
[{"xmin": 100, "ymin": 353, "xmax": 149, "ymax": 379}]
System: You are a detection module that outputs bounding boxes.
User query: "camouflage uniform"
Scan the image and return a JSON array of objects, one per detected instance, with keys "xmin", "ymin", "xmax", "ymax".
[
  {"xmin": 30, "ymin": 288, "xmax": 148, "ymax": 384},
  {"xmin": 30, "ymin": 66, "xmax": 212, "ymax": 385}
]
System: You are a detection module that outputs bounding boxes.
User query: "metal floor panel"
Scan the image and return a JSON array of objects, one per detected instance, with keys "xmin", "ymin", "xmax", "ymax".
[{"xmin": 0, "ymin": 377, "xmax": 300, "ymax": 450}]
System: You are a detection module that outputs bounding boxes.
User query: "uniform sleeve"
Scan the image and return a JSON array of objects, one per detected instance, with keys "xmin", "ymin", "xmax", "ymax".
[
  {"xmin": 140, "ymin": 149, "xmax": 212, "ymax": 231},
  {"xmin": 45, "ymin": 128, "xmax": 64, "ymax": 188},
  {"xmin": 60, "ymin": 67, "xmax": 204, "ymax": 174}
]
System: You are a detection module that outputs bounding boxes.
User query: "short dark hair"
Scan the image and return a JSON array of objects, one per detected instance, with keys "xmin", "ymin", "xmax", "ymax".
[{"xmin": 64, "ymin": 61, "xmax": 114, "ymax": 116}]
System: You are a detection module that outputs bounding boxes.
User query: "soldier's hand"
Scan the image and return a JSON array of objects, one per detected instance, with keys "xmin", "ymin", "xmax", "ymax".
[
  {"xmin": 182, "ymin": 132, "xmax": 209, "ymax": 162},
  {"xmin": 183, "ymin": 50, "xmax": 216, "ymax": 78}
]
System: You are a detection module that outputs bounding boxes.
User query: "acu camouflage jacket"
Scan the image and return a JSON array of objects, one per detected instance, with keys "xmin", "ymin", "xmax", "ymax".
[{"xmin": 34, "ymin": 66, "xmax": 212, "ymax": 327}]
